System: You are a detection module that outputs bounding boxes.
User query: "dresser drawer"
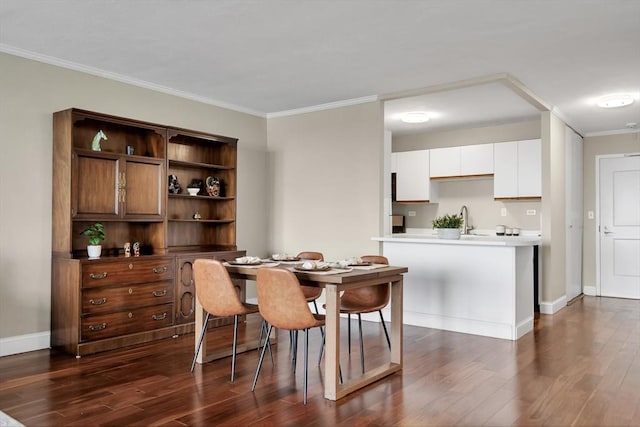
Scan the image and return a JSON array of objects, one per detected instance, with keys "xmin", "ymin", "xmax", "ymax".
[
  {"xmin": 82, "ymin": 258, "xmax": 173, "ymax": 288},
  {"xmin": 82, "ymin": 281, "xmax": 173, "ymax": 315},
  {"xmin": 81, "ymin": 303, "xmax": 174, "ymax": 341}
]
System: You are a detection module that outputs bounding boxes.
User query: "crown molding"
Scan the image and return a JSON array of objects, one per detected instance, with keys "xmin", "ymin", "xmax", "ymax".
[
  {"xmin": 584, "ymin": 128, "xmax": 640, "ymax": 137},
  {"xmin": 267, "ymin": 95, "xmax": 379, "ymax": 118},
  {"xmin": 0, "ymin": 44, "xmax": 266, "ymax": 118}
]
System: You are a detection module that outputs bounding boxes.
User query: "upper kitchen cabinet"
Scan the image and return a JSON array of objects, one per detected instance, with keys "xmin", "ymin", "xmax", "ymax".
[
  {"xmin": 430, "ymin": 144, "xmax": 494, "ymax": 179},
  {"xmin": 394, "ymin": 150, "xmax": 438, "ymax": 203},
  {"xmin": 494, "ymin": 139, "xmax": 542, "ymax": 200}
]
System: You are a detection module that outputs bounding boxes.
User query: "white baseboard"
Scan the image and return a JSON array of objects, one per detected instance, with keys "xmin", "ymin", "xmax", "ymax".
[
  {"xmin": 516, "ymin": 317, "xmax": 535, "ymax": 339},
  {"xmin": 0, "ymin": 331, "xmax": 50, "ymax": 357},
  {"xmin": 403, "ymin": 311, "xmax": 524, "ymax": 341},
  {"xmin": 583, "ymin": 285, "xmax": 597, "ymax": 296},
  {"xmin": 539, "ymin": 295, "xmax": 567, "ymax": 314}
]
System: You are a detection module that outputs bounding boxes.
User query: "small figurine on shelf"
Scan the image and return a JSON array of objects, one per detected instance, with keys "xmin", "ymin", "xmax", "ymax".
[
  {"xmin": 168, "ymin": 174, "xmax": 181, "ymax": 194},
  {"xmin": 133, "ymin": 241, "xmax": 140, "ymax": 257},
  {"xmin": 193, "ymin": 211, "xmax": 202, "ymax": 220},
  {"xmin": 206, "ymin": 176, "xmax": 221, "ymax": 197},
  {"xmin": 91, "ymin": 130, "xmax": 108, "ymax": 151},
  {"xmin": 124, "ymin": 242, "xmax": 131, "ymax": 257}
]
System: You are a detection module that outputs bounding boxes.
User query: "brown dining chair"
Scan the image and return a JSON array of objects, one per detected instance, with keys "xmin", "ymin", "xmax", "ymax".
[
  {"xmin": 252, "ymin": 267, "xmax": 326, "ymax": 404},
  {"xmin": 324, "ymin": 255, "xmax": 391, "ymax": 374},
  {"xmin": 289, "ymin": 251, "xmax": 325, "ymax": 367},
  {"xmin": 296, "ymin": 251, "xmax": 324, "ymax": 314},
  {"xmin": 191, "ymin": 259, "xmax": 271, "ymax": 382}
]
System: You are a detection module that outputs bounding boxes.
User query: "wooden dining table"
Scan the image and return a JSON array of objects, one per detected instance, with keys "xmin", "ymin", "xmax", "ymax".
[{"xmin": 194, "ymin": 262, "xmax": 408, "ymax": 401}]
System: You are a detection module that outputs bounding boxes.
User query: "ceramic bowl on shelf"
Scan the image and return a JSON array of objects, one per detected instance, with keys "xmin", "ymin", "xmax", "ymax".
[{"xmin": 187, "ymin": 188, "xmax": 199, "ymax": 196}]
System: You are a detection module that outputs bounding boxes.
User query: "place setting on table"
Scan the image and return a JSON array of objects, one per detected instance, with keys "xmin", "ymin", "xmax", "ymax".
[{"xmin": 223, "ymin": 255, "xmax": 389, "ymax": 274}]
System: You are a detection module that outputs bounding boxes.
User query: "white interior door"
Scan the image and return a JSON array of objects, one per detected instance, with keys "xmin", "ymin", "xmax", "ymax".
[
  {"xmin": 599, "ymin": 155, "xmax": 640, "ymax": 298},
  {"xmin": 565, "ymin": 128, "xmax": 583, "ymax": 301}
]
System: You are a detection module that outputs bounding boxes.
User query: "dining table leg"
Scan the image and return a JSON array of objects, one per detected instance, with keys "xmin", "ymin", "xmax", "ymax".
[
  {"xmin": 390, "ymin": 277, "xmax": 403, "ymax": 365},
  {"xmin": 323, "ymin": 284, "xmax": 340, "ymax": 400}
]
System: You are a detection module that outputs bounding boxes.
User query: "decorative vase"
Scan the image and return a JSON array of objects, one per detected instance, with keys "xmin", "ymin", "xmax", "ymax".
[
  {"xmin": 437, "ymin": 228, "xmax": 461, "ymax": 240},
  {"xmin": 87, "ymin": 245, "xmax": 102, "ymax": 259}
]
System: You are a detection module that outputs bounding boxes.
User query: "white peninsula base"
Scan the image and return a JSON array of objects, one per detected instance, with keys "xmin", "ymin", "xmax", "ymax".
[{"xmin": 374, "ymin": 235, "xmax": 538, "ymax": 340}]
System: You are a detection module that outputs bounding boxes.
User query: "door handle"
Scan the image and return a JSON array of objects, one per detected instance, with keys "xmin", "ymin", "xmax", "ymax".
[{"xmin": 603, "ymin": 226, "xmax": 613, "ymax": 234}]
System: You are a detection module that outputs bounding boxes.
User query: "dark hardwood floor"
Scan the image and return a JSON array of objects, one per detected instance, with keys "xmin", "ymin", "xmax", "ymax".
[{"xmin": 1, "ymin": 296, "xmax": 640, "ymax": 426}]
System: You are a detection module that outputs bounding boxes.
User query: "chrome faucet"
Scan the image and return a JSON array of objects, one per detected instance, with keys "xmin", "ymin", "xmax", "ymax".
[{"xmin": 460, "ymin": 205, "xmax": 473, "ymax": 235}]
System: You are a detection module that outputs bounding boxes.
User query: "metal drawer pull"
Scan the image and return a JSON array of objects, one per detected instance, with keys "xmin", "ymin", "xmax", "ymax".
[
  {"xmin": 89, "ymin": 272, "xmax": 108, "ymax": 280},
  {"xmin": 89, "ymin": 297, "xmax": 107, "ymax": 305},
  {"xmin": 153, "ymin": 266, "xmax": 168, "ymax": 274},
  {"xmin": 152, "ymin": 290, "xmax": 167, "ymax": 297},
  {"xmin": 88, "ymin": 323, "xmax": 107, "ymax": 331},
  {"xmin": 152, "ymin": 312, "xmax": 168, "ymax": 321}
]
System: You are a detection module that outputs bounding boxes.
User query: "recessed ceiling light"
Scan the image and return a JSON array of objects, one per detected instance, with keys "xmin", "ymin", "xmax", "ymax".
[
  {"xmin": 596, "ymin": 93, "xmax": 635, "ymax": 108},
  {"xmin": 401, "ymin": 111, "xmax": 430, "ymax": 123}
]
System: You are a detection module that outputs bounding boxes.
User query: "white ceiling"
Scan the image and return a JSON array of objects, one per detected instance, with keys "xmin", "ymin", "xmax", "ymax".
[{"xmin": 1, "ymin": 0, "xmax": 638, "ymax": 136}]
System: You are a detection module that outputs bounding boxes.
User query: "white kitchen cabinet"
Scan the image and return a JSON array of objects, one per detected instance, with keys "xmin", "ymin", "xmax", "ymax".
[
  {"xmin": 517, "ymin": 139, "xmax": 542, "ymax": 197},
  {"xmin": 494, "ymin": 141, "xmax": 519, "ymax": 198},
  {"xmin": 461, "ymin": 144, "xmax": 494, "ymax": 175},
  {"xmin": 395, "ymin": 150, "xmax": 438, "ymax": 203},
  {"xmin": 391, "ymin": 152, "xmax": 398, "ymax": 174},
  {"xmin": 430, "ymin": 144, "xmax": 494, "ymax": 178},
  {"xmin": 494, "ymin": 139, "xmax": 541, "ymax": 199},
  {"xmin": 429, "ymin": 147, "xmax": 460, "ymax": 178}
]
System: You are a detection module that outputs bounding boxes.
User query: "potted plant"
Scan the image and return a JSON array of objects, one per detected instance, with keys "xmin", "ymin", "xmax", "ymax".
[
  {"xmin": 80, "ymin": 222, "xmax": 105, "ymax": 259},
  {"xmin": 432, "ymin": 213, "xmax": 463, "ymax": 240},
  {"xmin": 187, "ymin": 180, "xmax": 202, "ymax": 196}
]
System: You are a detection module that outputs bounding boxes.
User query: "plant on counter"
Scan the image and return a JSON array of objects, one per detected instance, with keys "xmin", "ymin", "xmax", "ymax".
[{"xmin": 432, "ymin": 213, "xmax": 463, "ymax": 229}]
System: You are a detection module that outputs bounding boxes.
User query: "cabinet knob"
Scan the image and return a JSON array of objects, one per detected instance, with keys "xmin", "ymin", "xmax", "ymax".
[
  {"xmin": 128, "ymin": 312, "xmax": 133, "ymax": 318},
  {"xmin": 152, "ymin": 312, "xmax": 168, "ymax": 321},
  {"xmin": 89, "ymin": 272, "xmax": 108, "ymax": 280},
  {"xmin": 89, "ymin": 297, "xmax": 107, "ymax": 305},
  {"xmin": 152, "ymin": 290, "xmax": 167, "ymax": 297},
  {"xmin": 153, "ymin": 266, "xmax": 168, "ymax": 274}
]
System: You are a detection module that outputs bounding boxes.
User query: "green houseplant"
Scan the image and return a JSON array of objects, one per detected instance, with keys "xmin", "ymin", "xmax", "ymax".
[
  {"xmin": 80, "ymin": 222, "xmax": 105, "ymax": 259},
  {"xmin": 432, "ymin": 214, "xmax": 462, "ymax": 239}
]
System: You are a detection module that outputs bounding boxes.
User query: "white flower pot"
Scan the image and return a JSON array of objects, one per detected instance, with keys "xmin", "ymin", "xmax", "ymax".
[
  {"xmin": 87, "ymin": 245, "xmax": 102, "ymax": 259},
  {"xmin": 437, "ymin": 228, "xmax": 461, "ymax": 240}
]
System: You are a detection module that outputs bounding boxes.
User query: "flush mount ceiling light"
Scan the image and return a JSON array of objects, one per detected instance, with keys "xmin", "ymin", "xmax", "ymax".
[
  {"xmin": 401, "ymin": 111, "xmax": 430, "ymax": 123},
  {"xmin": 596, "ymin": 93, "xmax": 635, "ymax": 108}
]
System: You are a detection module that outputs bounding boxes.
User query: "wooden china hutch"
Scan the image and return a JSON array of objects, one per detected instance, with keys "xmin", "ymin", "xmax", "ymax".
[{"xmin": 51, "ymin": 108, "xmax": 245, "ymax": 356}]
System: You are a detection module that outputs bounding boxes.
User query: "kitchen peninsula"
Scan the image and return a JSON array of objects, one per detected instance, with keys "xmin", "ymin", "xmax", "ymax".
[{"xmin": 373, "ymin": 232, "xmax": 540, "ymax": 340}]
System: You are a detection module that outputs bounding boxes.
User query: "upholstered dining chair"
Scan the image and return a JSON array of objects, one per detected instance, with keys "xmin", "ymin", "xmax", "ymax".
[
  {"xmin": 290, "ymin": 251, "xmax": 326, "ymax": 367},
  {"xmin": 320, "ymin": 255, "xmax": 391, "ymax": 374},
  {"xmin": 296, "ymin": 251, "xmax": 324, "ymax": 314},
  {"xmin": 252, "ymin": 267, "xmax": 326, "ymax": 404},
  {"xmin": 191, "ymin": 259, "xmax": 270, "ymax": 382}
]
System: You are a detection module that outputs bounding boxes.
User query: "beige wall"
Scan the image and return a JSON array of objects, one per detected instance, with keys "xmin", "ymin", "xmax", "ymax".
[
  {"xmin": 0, "ymin": 52, "xmax": 269, "ymax": 341},
  {"xmin": 266, "ymin": 102, "xmax": 384, "ymax": 260},
  {"xmin": 582, "ymin": 132, "xmax": 640, "ymax": 287},
  {"xmin": 392, "ymin": 121, "xmax": 542, "ymax": 230},
  {"xmin": 540, "ymin": 112, "xmax": 568, "ymax": 304}
]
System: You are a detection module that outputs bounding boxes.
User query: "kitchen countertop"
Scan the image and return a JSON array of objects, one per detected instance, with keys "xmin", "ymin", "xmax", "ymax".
[{"xmin": 373, "ymin": 229, "xmax": 541, "ymax": 247}]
